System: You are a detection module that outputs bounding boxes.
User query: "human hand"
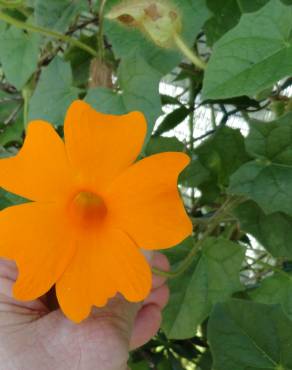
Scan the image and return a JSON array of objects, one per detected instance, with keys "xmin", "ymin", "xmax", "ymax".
[{"xmin": 0, "ymin": 253, "xmax": 169, "ymax": 370}]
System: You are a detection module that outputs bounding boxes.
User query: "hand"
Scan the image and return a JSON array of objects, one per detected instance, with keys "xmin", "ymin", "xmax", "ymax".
[{"xmin": 0, "ymin": 253, "xmax": 169, "ymax": 370}]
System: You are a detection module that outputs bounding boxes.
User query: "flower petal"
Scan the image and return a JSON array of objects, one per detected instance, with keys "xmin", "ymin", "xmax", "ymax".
[
  {"xmin": 56, "ymin": 228, "xmax": 151, "ymax": 323},
  {"xmin": 0, "ymin": 202, "xmax": 76, "ymax": 300},
  {"xmin": 105, "ymin": 152, "xmax": 192, "ymax": 250},
  {"xmin": 64, "ymin": 100, "xmax": 147, "ymax": 191},
  {"xmin": 0, "ymin": 121, "xmax": 74, "ymax": 202}
]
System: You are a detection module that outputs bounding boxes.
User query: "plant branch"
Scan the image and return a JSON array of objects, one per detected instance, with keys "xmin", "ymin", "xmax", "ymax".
[
  {"xmin": 4, "ymin": 103, "xmax": 22, "ymax": 125},
  {"xmin": 66, "ymin": 16, "xmax": 98, "ymax": 36},
  {"xmin": 0, "ymin": 81, "xmax": 17, "ymax": 94},
  {"xmin": 247, "ymin": 256, "xmax": 292, "ymax": 279},
  {"xmin": 0, "ymin": 10, "xmax": 98, "ymax": 57},
  {"xmin": 173, "ymin": 33, "xmax": 206, "ymax": 70},
  {"xmin": 97, "ymin": 0, "xmax": 107, "ymax": 60},
  {"xmin": 153, "ymin": 196, "xmax": 243, "ymax": 279},
  {"xmin": 0, "ymin": 96, "xmax": 22, "ymax": 104},
  {"xmin": 0, "ymin": 0, "xmax": 23, "ymax": 8}
]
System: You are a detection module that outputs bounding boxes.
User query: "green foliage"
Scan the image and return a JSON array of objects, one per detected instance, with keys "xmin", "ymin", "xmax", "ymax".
[
  {"xmin": 235, "ymin": 200, "xmax": 292, "ymax": 258},
  {"xmin": 0, "ymin": 188, "xmax": 27, "ymax": 209},
  {"xmin": 85, "ymin": 52, "xmax": 161, "ymax": 137},
  {"xmin": 204, "ymin": 0, "xmax": 290, "ymax": 45},
  {"xmin": 34, "ymin": 0, "xmax": 88, "ymax": 32},
  {"xmin": 246, "ymin": 113, "xmax": 292, "ymax": 162},
  {"xmin": 155, "ymin": 106, "xmax": 191, "ymax": 136},
  {"xmin": 64, "ymin": 34, "xmax": 97, "ymax": 86},
  {"xmin": 230, "ymin": 114, "xmax": 292, "ymax": 215},
  {"xmin": 203, "ymin": 0, "xmax": 292, "ymax": 99},
  {"xmin": 195, "ymin": 126, "xmax": 250, "ymax": 187},
  {"xmin": 230, "ymin": 160, "xmax": 292, "ymax": 215},
  {"xmin": 250, "ymin": 273, "xmax": 292, "ymax": 319},
  {"xmin": 208, "ymin": 299, "xmax": 292, "ymax": 370},
  {"xmin": 162, "ymin": 238, "xmax": 245, "ymax": 339},
  {"xmin": 0, "ymin": 28, "xmax": 40, "ymax": 90},
  {"xmin": 0, "ymin": 0, "xmax": 292, "ymax": 368},
  {"xmin": 28, "ymin": 57, "xmax": 79, "ymax": 126},
  {"xmin": 145, "ymin": 136, "xmax": 185, "ymax": 156},
  {"xmin": 0, "ymin": 118, "xmax": 23, "ymax": 146},
  {"xmin": 204, "ymin": 0, "xmax": 244, "ymax": 45}
]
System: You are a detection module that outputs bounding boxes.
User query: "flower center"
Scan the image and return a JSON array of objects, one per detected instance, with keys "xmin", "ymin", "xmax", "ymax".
[{"xmin": 69, "ymin": 191, "xmax": 107, "ymax": 228}]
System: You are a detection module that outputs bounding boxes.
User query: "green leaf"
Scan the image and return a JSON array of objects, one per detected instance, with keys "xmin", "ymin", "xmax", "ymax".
[
  {"xmin": 161, "ymin": 94, "xmax": 181, "ymax": 106},
  {"xmin": 0, "ymin": 118, "xmax": 23, "ymax": 147},
  {"xmin": 200, "ymin": 181, "xmax": 221, "ymax": 203},
  {"xmin": 208, "ymin": 299, "xmax": 292, "ymax": 370},
  {"xmin": 145, "ymin": 136, "xmax": 185, "ymax": 156},
  {"xmin": 168, "ymin": 353, "xmax": 184, "ymax": 370},
  {"xmin": 197, "ymin": 350, "xmax": 213, "ymax": 370},
  {"xmin": 202, "ymin": 0, "xmax": 292, "ymax": 100},
  {"xmin": 204, "ymin": 0, "xmax": 287, "ymax": 45},
  {"xmin": 195, "ymin": 126, "xmax": 250, "ymax": 187},
  {"xmin": 28, "ymin": 57, "xmax": 79, "ymax": 126},
  {"xmin": 230, "ymin": 160, "xmax": 292, "ymax": 215},
  {"xmin": 0, "ymin": 27, "xmax": 40, "ymax": 90},
  {"xmin": 35, "ymin": 0, "xmax": 87, "ymax": 32},
  {"xmin": 156, "ymin": 359, "xmax": 172, "ymax": 370},
  {"xmin": 154, "ymin": 106, "xmax": 191, "ymax": 136},
  {"xmin": 230, "ymin": 114, "xmax": 292, "ymax": 215},
  {"xmin": 235, "ymin": 201, "xmax": 292, "ymax": 258},
  {"xmin": 64, "ymin": 34, "xmax": 97, "ymax": 86},
  {"xmin": 204, "ymin": 0, "xmax": 242, "ymax": 45},
  {"xmin": 0, "ymin": 20, "xmax": 6, "ymax": 34},
  {"xmin": 0, "ymin": 188, "xmax": 28, "ymax": 210},
  {"xmin": 0, "ymin": 91, "xmax": 21, "ymax": 123},
  {"xmin": 105, "ymin": 0, "xmax": 210, "ymax": 75},
  {"xmin": 162, "ymin": 237, "xmax": 194, "ymax": 267},
  {"xmin": 130, "ymin": 361, "xmax": 150, "ymax": 370},
  {"xmin": 85, "ymin": 52, "xmax": 161, "ymax": 138},
  {"xmin": 250, "ymin": 273, "xmax": 292, "ymax": 320},
  {"xmin": 179, "ymin": 159, "xmax": 210, "ymax": 188},
  {"xmin": 245, "ymin": 113, "xmax": 292, "ymax": 163},
  {"xmin": 162, "ymin": 237, "xmax": 245, "ymax": 339}
]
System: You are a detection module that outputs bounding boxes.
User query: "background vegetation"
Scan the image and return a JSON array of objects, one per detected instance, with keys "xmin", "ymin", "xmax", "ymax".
[{"xmin": 1, "ymin": 0, "xmax": 292, "ymax": 368}]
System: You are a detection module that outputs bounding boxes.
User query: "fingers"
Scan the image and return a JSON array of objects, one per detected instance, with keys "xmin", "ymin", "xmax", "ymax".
[
  {"xmin": 0, "ymin": 259, "xmax": 48, "ymax": 322},
  {"xmin": 130, "ymin": 253, "xmax": 170, "ymax": 350},
  {"xmin": 0, "ymin": 258, "xmax": 18, "ymax": 282},
  {"xmin": 151, "ymin": 253, "xmax": 170, "ymax": 289},
  {"xmin": 129, "ymin": 284, "xmax": 169, "ymax": 350},
  {"xmin": 144, "ymin": 284, "xmax": 169, "ymax": 309},
  {"xmin": 129, "ymin": 304, "xmax": 161, "ymax": 350}
]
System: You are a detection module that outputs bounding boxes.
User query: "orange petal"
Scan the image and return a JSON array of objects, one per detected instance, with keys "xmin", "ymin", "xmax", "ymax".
[
  {"xmin": 0, "ymin": 202, "xmax": 76, "ymax": 300},
  {"xmin": 0, "ymin": 121, "xmax": 74, "ymax": 202},
  {"xmin": 56, "ymin": 228, "xmax": 151, "ymax": 323},
  {"xmin": 64, "ymin": 100, "xmax": 147, "ymax": 191},
  {"xmin": 105, "ymin": 152, "xmax": 192, "ymax": 250}
]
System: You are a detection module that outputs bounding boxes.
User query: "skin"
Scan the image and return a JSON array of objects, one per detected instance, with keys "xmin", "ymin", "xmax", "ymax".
[{"xmin": 0, "ymin": 253, "xmax": 170, "ymax": 370}]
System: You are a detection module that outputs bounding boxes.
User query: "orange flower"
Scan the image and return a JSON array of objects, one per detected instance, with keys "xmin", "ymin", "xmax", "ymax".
[{"xmin": 0, "ymin": 100, "xmax": 192, "ymax": 322}]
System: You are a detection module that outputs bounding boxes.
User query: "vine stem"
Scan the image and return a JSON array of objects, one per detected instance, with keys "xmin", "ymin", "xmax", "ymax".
[
  {"xmin": 247, "ymin": 256, "xmax": 292, "ymax": 279},
  {"xmin": 153, "ymin": 196, "xmax": 242, "ymax": 279},
  {"xmin": 22, "ymin": 87, "xmax": 30, "ymax": 128},
  {"xmin": 0, "ymin": 11, "xmax": 98, "ymax": 57},
  {"xmin": 97, "ymin": 0, "xmax": 107, "ymax": 60},
  {"xmin": 173, "ymin": 33, "xmax": 206, "ymax": 70},
  {"xmin": 0, "ymin": 0, "xmax": 23, "ymax": 8},
  {"xmin": 189, "ymin": 77, "xmax": 196, "ymax": 207}
]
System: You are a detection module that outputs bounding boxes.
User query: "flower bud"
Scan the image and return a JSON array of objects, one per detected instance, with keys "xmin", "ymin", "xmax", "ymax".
[{"xmin": 106, "ymin": 0, "xmax": 182, "ymax": 48}]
